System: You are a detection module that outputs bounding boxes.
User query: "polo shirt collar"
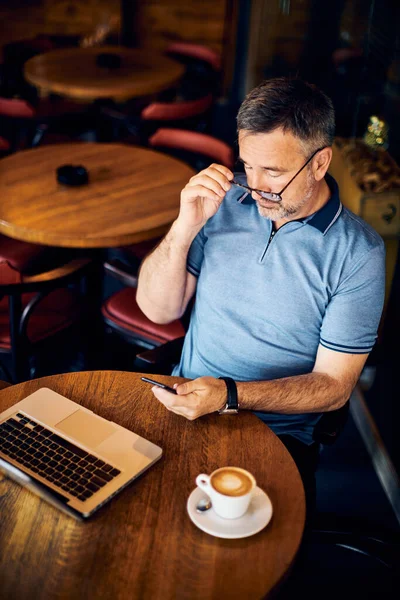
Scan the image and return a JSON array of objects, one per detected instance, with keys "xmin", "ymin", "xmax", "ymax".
[
  {"xmin": 232, "ymin": 172, "xmax": 343, "ymax": 234},
  {"xmin": 305, "ymin": 173, "xmax": 342, "ymax": 234}
]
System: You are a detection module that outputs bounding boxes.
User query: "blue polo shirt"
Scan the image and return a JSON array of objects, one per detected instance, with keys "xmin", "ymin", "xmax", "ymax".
[{"xmin": 172, "ymin": 174, "xmax": 385, "ymax": 444}]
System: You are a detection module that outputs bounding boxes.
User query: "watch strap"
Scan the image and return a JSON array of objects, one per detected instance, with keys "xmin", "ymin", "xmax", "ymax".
[{"xmin": 218, "ymin": 377, "xmax": 239, "ymax": 413}]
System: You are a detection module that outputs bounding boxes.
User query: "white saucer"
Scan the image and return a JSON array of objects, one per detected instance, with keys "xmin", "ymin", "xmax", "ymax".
[{"xmin": 187, "ymin": 486, "xmax": 273, "ymax": 539}]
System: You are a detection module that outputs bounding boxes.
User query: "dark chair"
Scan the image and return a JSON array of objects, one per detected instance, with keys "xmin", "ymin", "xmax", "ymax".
[
  {"xmin": 281, "ymin": 513, "xmax": 399, "ymax": 598},
  {"xmin": 0, "ymin": 236, "xmax": 93, "ymax": 383}
]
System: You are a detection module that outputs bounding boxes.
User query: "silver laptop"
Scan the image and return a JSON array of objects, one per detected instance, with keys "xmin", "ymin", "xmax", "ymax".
[{"xmin": 0, "ymin": 387, "xmax": 162, "ymax": 519}]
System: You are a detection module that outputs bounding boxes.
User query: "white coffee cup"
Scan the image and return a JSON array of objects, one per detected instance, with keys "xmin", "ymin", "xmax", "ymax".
[{"xmin": 196, "ymin": 466, "xmax": 256, "ymax": 519}]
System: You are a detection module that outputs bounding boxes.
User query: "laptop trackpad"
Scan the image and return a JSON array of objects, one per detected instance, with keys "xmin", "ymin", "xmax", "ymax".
[{"xmin": 56, "ymin": 410, "xmax": 117, "ymax": 448}]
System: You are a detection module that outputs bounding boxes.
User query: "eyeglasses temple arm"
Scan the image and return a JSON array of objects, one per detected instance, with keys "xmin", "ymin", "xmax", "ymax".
[{"xmin": 278, "ymin": 148, "xmax": 321, "ymax": 195}]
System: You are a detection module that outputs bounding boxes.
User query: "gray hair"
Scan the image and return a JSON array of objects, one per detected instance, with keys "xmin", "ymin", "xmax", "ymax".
[{"xmin": 237, "ymin": 77, "xmax": 335, "ymax": 155}]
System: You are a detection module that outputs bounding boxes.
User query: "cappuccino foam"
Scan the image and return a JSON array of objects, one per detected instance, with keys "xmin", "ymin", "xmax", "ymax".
[{"xmin": 211, "ymin": 469, "xmax": 253, "ymax": 497}]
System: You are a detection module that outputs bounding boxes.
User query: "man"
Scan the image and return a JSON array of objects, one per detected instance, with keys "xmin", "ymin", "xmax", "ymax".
[{"xmin": 136, "ymin": 78, "xmax": 385, "ymax": 509}]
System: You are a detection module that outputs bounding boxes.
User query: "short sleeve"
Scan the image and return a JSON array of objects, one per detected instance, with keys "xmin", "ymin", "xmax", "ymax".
[
  {"xmin": 186, "ymin": 227, "xmax": 207, "ymax": 277},
  {"xmin": 320, "ymin": 244, "xmax": 386, "ymax": 354}
]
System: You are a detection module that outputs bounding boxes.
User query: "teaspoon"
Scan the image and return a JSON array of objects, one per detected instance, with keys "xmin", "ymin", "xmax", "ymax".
[{"xmin": 196, "ymin": 497, "xmax": 212, "ymax": 513}]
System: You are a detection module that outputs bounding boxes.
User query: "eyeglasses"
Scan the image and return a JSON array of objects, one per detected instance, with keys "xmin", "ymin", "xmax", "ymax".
[{"xmin": 232, "ymin": 147, "xmax": 325, "ymax": 203}]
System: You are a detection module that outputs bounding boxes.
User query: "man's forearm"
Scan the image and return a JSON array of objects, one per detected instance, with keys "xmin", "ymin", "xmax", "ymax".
[
  {"xmin": 236, "ymin": 372, "xmax": 352, "ymax": 414},
  {"xmin": 136, "ymin": 219, "xmax": 199, "ymax": 323}
]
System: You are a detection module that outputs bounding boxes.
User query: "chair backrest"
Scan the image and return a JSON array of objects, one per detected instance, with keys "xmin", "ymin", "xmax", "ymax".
[
  {"xmin": 0, "ymin": 98, "xmax": 36, "ymax": 153},
  {"xmin": 141, "ymin": 94, "xmax": 213, "ymax": 122},
  {"xmin": 0, "ymin": 235, "xmax": 45, "ymax": 285},
  {"xmin": 1, "ymin": 255, "xmax": 92, "ymax": 382},
  {"xmin": 149, "ymin": 128, "xmax": 235, "ymax": 169},
  {"xmin": 165, "ymin": 42, "xmax": 221, "ymax": 71},
  {"xmin": 0, "ymin": 98, "xmax": 35, "ymax": 119}
]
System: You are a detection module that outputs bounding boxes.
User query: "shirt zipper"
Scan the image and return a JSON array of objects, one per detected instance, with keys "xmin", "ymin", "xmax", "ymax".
[
  {"xmin": 267, "ymin": 229, "xmax": 275, "ymax": 249},
  {"xmin": 259, "ymin": 219, "xmax": 305, "ymax": 263},
  {"xmin": 260, "ymin": 229, "xmax": 275, "ymax": 262}
]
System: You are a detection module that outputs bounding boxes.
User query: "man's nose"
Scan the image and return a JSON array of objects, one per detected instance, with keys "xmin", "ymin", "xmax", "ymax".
[
  {"xmin": 249, "ymin": 170, "xmax": 269, "ymax": 189},
  {"xmin": 248, "ymin": 174, "xmax": 270, "ymax": 199}
]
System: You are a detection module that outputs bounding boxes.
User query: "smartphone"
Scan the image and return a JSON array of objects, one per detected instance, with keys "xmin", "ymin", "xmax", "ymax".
[{"xmin": 141, "ymin": 376, "xmax": 177, "ymax": 394}]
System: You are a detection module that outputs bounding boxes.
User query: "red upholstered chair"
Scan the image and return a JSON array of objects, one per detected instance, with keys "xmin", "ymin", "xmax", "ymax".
[
  {"xmin": 101, "ymin": 261, "xmax": 186, "ymax": 355},
  {"xmin": 104, "ymin": 94, "xmax": 215, "ymax": 146},
  {"xmin": 165, "ymin": 42, "xmax": 221, "ymax": 71},
  {"xmin": 141, "ymin": 94, "xmax": 213, "ymax": 123},
  {"xmin": 102, "ymin": 130, "xmax": 234, "ymax": 357},
  {"xmin": 139, "ymin": 93, "xmax": 214, "ymax": 141},
  {"xmin": 0, "ymin": 235, "xmax": 92, "ymax": 383},
  {"xmin": 0, "ymin": 97, "xmax": 36, "ymax": 154},
  {"xmin": 0, "ymin": 96, "xmax": 81, "ymax": 154},
  {"xmin": 149, "ymin": 127, "xmax": 235, "ymax": 170},
  {"xmin": 0, "ymin": 98, "xmax": 35, "ymax": 119}
]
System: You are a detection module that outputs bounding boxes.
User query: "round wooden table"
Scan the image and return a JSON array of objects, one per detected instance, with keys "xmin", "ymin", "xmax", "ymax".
[
  {"xmin": 0, "ymin": 143, "xmax": 194, "ymax": 248},
  {"xmin": 0, "ymin": 371, "xmax": 306, "ymax": 599},
  {"xmin": 24, "ymin": 46, "xmax": 185, "ymax": 103}
]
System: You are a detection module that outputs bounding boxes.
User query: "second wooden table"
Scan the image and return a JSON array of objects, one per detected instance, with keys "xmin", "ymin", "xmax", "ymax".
[
  {"xmin": 24, "ymin": 46, "xmax": 185, "ymax": 103},
  {"xmin": 0, "ymin": 143, "xmax": 194, "ymax": 248}
]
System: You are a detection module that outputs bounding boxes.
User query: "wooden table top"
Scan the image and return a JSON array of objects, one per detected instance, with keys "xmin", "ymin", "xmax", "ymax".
[
  {"xmin": 24, "ymin": 46, "xmax": 185, "ymax": 102},
  {"xmin": 0, "ymin": 143, "xmax": 194, "ymax": 248},
  {"xmin": 0, "ymin": 371, "xmax": 305, "ymax": 600}
]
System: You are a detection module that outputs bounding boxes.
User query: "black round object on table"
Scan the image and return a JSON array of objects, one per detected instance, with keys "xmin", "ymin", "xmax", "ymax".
[
  {"xmin": 96, "ymin": 53, "xmax": 121, "ymax": 69},
  {"xmin": 56, "ymin": 164, "xmax": 89, "ymax": 186}
]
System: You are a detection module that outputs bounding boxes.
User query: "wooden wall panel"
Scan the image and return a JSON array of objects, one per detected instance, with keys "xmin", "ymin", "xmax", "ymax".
[
  {"xmin": 43, "ymin": 0, "xmax": 119, "ymax": 33},
  {"xmin": 0, "ymin": 1, "xmax": 120, "ymax": 58},
  {"xmin": 0, "ymin": 0, "xmax": 229, "ymax": 55},
  {"xmin": 138, "ymin": 0, "xmax": 227, "ymax": 54}
]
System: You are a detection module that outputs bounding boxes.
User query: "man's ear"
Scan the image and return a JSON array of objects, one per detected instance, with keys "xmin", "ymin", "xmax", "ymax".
[{"xmin": 313, "ymin": 147, "xmax": 332, "ymax": 181}]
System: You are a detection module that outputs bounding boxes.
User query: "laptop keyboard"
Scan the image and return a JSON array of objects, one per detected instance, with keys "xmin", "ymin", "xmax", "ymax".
[{"xmin": 0, "ymin": 413, "xmax": 121, "ymax": 502}]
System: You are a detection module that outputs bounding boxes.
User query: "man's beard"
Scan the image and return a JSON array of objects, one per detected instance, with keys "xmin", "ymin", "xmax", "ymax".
[{"xmin": 256, "ymin": 170, "xmax": 316, "ymax": 221}]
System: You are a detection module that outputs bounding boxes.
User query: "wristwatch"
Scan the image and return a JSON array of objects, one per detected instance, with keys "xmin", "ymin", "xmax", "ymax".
[{"xmin": 218, "ymin": 377, "xmax": 239, "ymax": 414}]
